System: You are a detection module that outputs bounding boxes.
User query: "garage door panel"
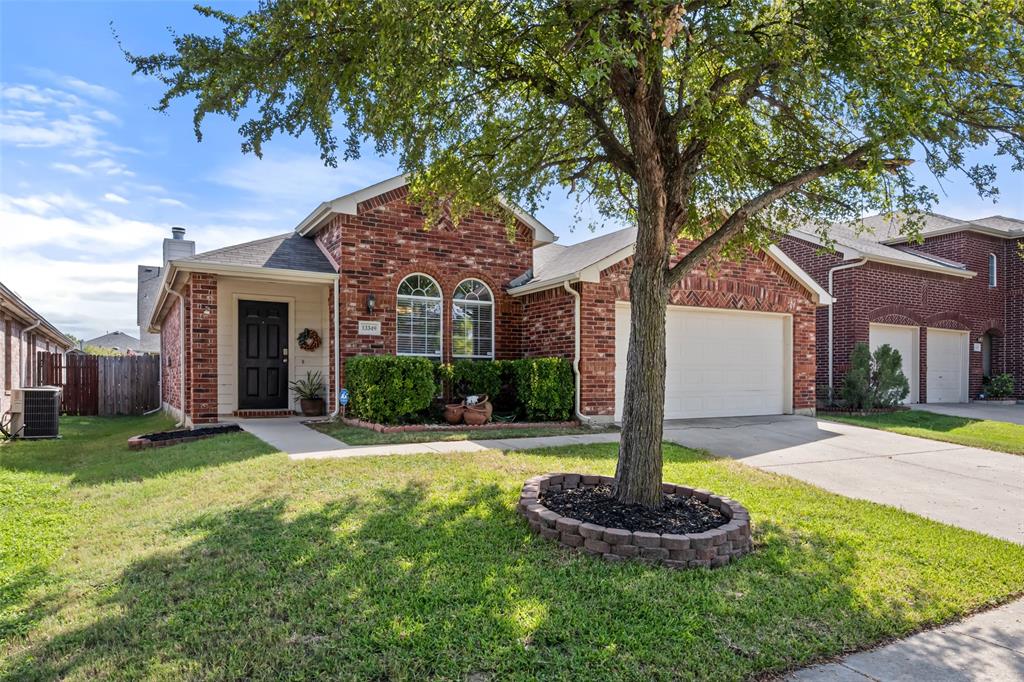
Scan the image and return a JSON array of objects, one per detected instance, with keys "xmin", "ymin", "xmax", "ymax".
[
  {"xmin": 927, "ymin": 329, "xmax": 968, "ymax": 403},
  {"xmin": 869, "ymin": 324, "xmax": 918, "ymax": 404},
  {"xmin": 615, "ymin": 306, "xmax": 788, "ymax": 420}
]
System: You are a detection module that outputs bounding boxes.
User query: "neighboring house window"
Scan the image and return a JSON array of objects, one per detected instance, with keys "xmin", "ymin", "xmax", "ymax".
[
  {"xmin": 452, "ymin": 279, "xmax": 494, "ymax": 359},
  {"xmin": 396, "ymin": 274, "xmax": 442, "ymax": 357},
  {"xmin": 988, "ymin": 253, "xmax": 997, "ymax": 287}
]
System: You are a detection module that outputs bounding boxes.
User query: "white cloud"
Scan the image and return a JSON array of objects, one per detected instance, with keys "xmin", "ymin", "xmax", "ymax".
[
  {"xmin": 103, "ymin": 192, "xmax": 130, "ymax": 204},
  {"xmin": 58, "ymin": 75, "xmax": 119, "ymax": 101},
  {"xmin": 157, "ymin": 197, "xmax": 187, "ymax": 208},
  {"xmin": 89, "ymin": 157, "xmax": 135, "ymax": 177},
  {"xmin": 52, "ymin": 161, "xmax": 88, "ymax": 175}
]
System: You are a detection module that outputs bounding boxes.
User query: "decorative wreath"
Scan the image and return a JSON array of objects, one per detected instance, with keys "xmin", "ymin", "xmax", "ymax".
[{"xmin": 297, "ymin": 328, "xmax": 322, "ymax": 352}]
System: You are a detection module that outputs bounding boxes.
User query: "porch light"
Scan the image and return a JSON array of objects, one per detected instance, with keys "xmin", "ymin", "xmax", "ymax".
[{"xmin": 366, "ymin": 293, "xmax": 376, "ymax": 314}]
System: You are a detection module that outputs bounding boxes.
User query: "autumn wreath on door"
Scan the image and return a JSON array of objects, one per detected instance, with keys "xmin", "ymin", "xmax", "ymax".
[{"xmin": 297, "ymin": 328, "xmax": 322, "ymax": 352}]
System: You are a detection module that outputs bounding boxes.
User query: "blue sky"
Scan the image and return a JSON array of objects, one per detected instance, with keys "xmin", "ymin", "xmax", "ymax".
[{"xmin": 2, "ymin": 1, "xmax": 1021, "ymax": 341}]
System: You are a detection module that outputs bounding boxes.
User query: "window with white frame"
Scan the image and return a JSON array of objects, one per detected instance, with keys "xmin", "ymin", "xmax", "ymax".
[
  {"xmin": 396, "ymin": 274, "xmax": 442, "ymax": 357},
  {"xmin": 989, "ymin": 253, "xmax": 998, "ymax": 288},
  {"xmin": 452, "ymin": 279, "xmax": 494, "ymax": 359}
]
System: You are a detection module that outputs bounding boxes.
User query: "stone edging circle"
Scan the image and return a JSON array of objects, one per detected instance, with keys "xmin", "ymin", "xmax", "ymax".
[{"xmin": 518, "ymin": 473, "xmax": 753, "ymax": 569}]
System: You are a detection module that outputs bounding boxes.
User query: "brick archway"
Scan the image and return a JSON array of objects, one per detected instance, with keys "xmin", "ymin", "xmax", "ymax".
[{"xmin": 867, "ymin": 304, "xmax": 923, "ymax": 326}]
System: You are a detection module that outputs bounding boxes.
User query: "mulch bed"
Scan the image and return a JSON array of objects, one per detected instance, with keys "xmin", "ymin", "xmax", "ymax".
[
  {"xmin": 128, "ymin": 424, "xmax": 241, "ymax": 450},
  {"xmin": 340, "ymin": 417, "xmax": 581, "ymax": 433},
  {"xmin": 818, "ymin": 406, "xmax": 910, "ymax": 416},
  {"xmin": 540, "ymin": 484, "xmax": 726, "ymax": 535}
]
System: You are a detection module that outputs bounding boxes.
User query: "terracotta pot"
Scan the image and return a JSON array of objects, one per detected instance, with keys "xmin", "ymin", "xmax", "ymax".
[
  {"xmin": 299, "ymin": 398, "xmax": 324, "ymax": 417},
  {"xmin": 466, "ymin": 395, "xmax": 492, "ymax": 419},
  {"xmin": 463, "ymin": 404, "xmax": 489, "ymax": 426},
  {"xmin": 444, "ymin": 403, "xmax": 465, "ymax": 424}
]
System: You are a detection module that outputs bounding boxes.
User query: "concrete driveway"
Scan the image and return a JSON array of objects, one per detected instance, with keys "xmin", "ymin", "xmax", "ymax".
[
  {"xmin": 662, "ymin": 415, "xmax": 1024, "ymax": 543},
  {"xmin": 910, "ymin": 402, "xmax": 1024, "ymax": 425}
]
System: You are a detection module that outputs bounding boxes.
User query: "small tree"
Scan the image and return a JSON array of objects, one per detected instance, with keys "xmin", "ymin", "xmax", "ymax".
[
  {"xmin": 124, "ymin": 1, "xmax": 1024, "ymax": 507},
  {"xmin": 841, "ymin": 343, "xmax": 909, "ymax": 409}
]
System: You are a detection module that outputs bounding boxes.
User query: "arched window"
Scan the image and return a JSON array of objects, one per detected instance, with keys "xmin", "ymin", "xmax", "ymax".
[
  {"xmin": 396, "ymin": 274, "xmax": 442, "ymax": 357},
  {"xmin": 452, "ymin": 279, "xmax": 494, "ymax": 359},
  {"xmin": 989, "ymin": 253, "xmax": 998, "ymax": 288}
]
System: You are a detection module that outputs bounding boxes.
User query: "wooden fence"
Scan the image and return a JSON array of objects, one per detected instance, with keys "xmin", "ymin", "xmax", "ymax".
[{"xmin": 37, "ymin": 352, "xmax": 160, "ymax": 416}]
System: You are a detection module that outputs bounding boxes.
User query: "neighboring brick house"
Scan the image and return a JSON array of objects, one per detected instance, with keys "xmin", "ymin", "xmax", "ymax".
[
  {"xmin": 0, "ymin": 281, "xmax": 74, "ymax": 417},
  {"xmin": 146, "ymin": 175, "xmax": 831, "ymax": 425},
  {"xmin": 780, "ymin": 213, "xmax": 1024, "ymax": 403}
]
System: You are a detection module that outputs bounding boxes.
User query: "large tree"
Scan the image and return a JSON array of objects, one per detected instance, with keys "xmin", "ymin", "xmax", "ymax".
[{"xmin": 127, "ymin": 0, "xmax": 1023, "ymax": 507}]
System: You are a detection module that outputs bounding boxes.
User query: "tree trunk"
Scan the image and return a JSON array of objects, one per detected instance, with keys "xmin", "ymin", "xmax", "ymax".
[{"xmin": 614, "ymin": 204, "xmax": 670, "ymax": 508}]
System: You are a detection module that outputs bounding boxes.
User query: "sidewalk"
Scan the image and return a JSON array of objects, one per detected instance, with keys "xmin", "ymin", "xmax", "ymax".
[
  {"xmin": 787, "ymin": 598, "xmax": 1024, "ymax": 681},
  {"xmin": 235, "ymin": 416, "xmax": 349, "ymax": 455}
]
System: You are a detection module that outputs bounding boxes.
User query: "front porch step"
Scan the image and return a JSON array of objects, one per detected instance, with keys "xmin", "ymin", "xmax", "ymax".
[{"xmin": 232, "ymin": 409, "xmax": 297, "ymax": 418}]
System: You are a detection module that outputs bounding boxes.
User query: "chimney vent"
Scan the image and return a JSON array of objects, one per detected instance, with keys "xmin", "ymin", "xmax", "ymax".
[{"xmin": 171, "ymin": 226, "xmax": 186, "ymax": 240}]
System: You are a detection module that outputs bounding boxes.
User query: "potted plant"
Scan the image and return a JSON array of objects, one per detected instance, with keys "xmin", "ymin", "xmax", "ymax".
[{"xmin": 289, "ymin": 370, "xmax": 325, "ymax": 416}]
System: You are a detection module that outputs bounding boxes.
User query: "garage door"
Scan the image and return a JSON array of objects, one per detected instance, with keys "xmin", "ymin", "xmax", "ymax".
[
  {"xmin": 927, "ymin": 328, "xmax": 968, "ymax": 403},
  {"xmin": 614, "ymin": 305, "xmax": 789, "ymax": 420},
  {"xmin": 869, "ymin": 324, "xmax": 918, "ymax": 404}
]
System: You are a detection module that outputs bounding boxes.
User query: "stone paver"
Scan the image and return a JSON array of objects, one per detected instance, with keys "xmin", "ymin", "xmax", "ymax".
[{"xmin": 910, "ymin": 402, "xmax": 1024, "ymax": 426}]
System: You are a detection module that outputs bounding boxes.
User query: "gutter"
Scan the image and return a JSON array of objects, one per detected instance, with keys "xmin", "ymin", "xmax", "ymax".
[
  {"xmin": 163, "ymin": 282, "xmax": 187, "ymax": 427},
  {"xmin": 562, "ymin": 281, "xmax": 590, "ymax": 425},
  {"xmin": 330, "ymin": 276, "xmax": 341, "ymax": 418},
  {"xmin": 827, "ymin": 259, "xmax": 868, "ymax": 397}
]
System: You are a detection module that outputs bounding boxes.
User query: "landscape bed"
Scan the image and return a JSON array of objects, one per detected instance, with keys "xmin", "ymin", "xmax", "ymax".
[{"xmin": 127, "ymin": 424, "xmax": 242, "ymax": 450}]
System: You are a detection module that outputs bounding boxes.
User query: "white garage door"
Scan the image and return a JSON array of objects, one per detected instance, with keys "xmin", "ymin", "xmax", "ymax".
[
  {"xmin": 927, "ymin": 328, "xmax": 968, "ymax": 403},
  {"xmin": 615, "ymin": 305, "xmax": 789, "ymax": 420},
  {"xmin": 869, "ymin": 324, "xmax": 918, "ymax": 404}
]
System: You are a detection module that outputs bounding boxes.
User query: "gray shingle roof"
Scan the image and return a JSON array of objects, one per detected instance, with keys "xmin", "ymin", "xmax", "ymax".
[
  {"xmin": 516, "ymin": 227, "xmax": 637, "ymax": 291},
  {"xmin": 180, "ymin": 233, "xmax": 335, "ymax": 274},
  {"xmin": 85, "ymin": 331, "xmax": 141, "ymax": 352}
]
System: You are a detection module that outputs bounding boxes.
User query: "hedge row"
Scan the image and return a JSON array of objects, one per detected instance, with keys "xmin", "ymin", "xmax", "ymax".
[{"xmin": 345, "ymin": 355, "xmax": 574, "ymax": 424}]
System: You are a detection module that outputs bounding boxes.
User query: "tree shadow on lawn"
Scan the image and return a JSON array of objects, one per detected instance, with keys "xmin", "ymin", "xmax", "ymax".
[
  {"xmin": 3, "ymin": 478, "xmax": 982, "ymax": 682},
  {"xmin": 0, "ymin": 417, "xmax": 277, "ymax": 486}
]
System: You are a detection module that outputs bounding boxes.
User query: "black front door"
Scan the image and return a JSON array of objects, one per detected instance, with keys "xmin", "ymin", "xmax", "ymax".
[{"xmin": 238, "ymin": 300, "xmax": 288, "ymax": 409}]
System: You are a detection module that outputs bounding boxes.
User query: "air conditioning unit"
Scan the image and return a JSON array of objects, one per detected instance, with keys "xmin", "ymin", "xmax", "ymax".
[{"xmin": 9, "ymin": 386, "xmax": 62, "ymax": 439}]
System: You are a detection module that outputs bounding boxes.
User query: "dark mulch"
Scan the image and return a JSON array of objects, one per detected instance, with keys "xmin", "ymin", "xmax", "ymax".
[
  {"xmin": 540, "ymin": 484, "xmax": 726, "ymax": 534},
  {"xmin": 139, "ymin": 424, "xmax": 242, "ymax": 442},
  {"xmin": 818, "ymin": 406, "xmax": 910, "ymax": 416}
]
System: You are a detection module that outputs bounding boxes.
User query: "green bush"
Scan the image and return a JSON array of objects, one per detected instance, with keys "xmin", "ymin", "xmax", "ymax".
[
  {"xmin": 511, "ymin": 357, "xmax": 575, "ymax": 421},
  {"xmin": 344, "ymin": 355, "xmax": 437, "ymax": 424},
  {"xmin": 451, "ymin": 359, "xmax": 505, "ymax": 398},
  {"xmin": 987, "ymin": 373, "xmax": 1016, "ymax": 399},
  {"xmin": 841, "ymin": 342, "xmax": 910, "ymax": 409}
]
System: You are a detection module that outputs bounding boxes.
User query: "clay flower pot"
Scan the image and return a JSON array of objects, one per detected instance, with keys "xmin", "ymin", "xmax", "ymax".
[
  {"xmin": 465, "ymin": 394, "xmax": 493, "ymax": 420},
  {"xmin": 299, "ymin": 398, "xmax": 324, "ymax": 417},
  {"xmin": 444, "ymin": 403, "xmax": 465, "ymax": 424},
  {"xmin": 463, "ymin": 404, "xmax": 489, "ymax": 426}
]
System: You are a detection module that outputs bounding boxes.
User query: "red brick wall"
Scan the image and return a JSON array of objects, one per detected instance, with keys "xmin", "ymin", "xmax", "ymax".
[
  {"xmin": 520, "ymin": 286, "xmax": 576, "ymax": 360},
  {"xmin": 160, "ymin": 286, "xmax": 185, "ymax": 412},
  {"xmin": 315, "ymin": 186, "xmax": 533, "ymax": 385},
  {"xmin": 188, "ymin": 273, "xmax": 218, "ymax": 423},
  {"xmin": 1004, "ymin": 238, "xmax": 1024, "ymax": 397},
  {"xmin": 781, "ymin": 231, "xmax": 1021, "ymax": 401},
  {"xmin": 526, "ymin": 242, "xmax": 820, "ymax": 417}
]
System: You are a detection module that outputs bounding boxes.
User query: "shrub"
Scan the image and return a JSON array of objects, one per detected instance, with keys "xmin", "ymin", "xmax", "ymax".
[
  {"xmin": 511, "ymin": 357, "xmax": 574, "ymax": 421},
  {"xmin": 988, "ymin": 373, "xmax": 1016, "ymax": 399},
  {"xmin": 344, "ymin": 355, "xmax": 437, "ymax": 424},
  {"xmin": 841, "ymin": 342, "xmax": 910, "ymax": 409},
  {"xmin": 451, "ymin": 359, "xmax": 505, "ymax": 399}
]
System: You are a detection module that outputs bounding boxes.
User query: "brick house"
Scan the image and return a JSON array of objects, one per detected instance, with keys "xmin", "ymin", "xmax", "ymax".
[
  {"xmin": 0, "ymin": 281, "xmax": 74, "ymax": 417},
  {"xmin": 780, "ymin": 213, "xmax": 1024, "ymax": 403},
  {"xmin": 146, "ymin": 175, "xmax": 831, "ymax": 425}
]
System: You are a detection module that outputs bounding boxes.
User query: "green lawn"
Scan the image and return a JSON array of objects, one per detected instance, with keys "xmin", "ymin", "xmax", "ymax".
[
  {"xmin": 2, "ymin": 416, "xmax": 1023, "ymax": 681},
  {"xmin": 824, "ymin": 410, "xmax": 1024, "ymax": 455},
  {"xmin": 311, "ymin": 420, "xmax": 615, "ymax": 445}
]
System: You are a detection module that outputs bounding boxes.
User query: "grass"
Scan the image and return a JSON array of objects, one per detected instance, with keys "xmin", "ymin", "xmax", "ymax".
[
  {"xmin": 311, "ymin": 420, "xmax": 615, "ymax": 445},
  {"xmin": 824, "ymin": 409, "xmax": 1024, "ymax": 455},
  {"xmin": 1, "ymin": 416, "xmax": 1023, "ymax": 681}
]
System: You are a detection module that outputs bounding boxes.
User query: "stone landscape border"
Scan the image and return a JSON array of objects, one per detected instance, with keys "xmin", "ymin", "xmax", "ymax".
[
  {"xmin": 342, "ymin": 417, "xmax": 580, "ymax": 433},
  {"xmin": 518, "ymin": 473, "xmax": 752, "ymax": 569}
]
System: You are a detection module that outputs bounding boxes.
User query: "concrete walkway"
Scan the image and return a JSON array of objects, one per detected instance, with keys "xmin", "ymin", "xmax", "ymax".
[
  {"xmin": 236, "ymin": 416, "xmax": 348, "ymax": 455},
  {"xmin": 290, "ymin": 431, "xmax": 621, "ymax": 460},
  {"xmin": 910, "ymin": 402, "xmax": 1024, "ymax": 426}
]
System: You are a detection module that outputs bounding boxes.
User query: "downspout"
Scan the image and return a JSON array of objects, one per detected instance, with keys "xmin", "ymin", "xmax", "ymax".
[
  {"xmin": 22, "ymin": 319, "xmax": 42, "ymax": 385},
  {"xmin": 827, "ymin": 259, "xmax": 868, "ymax": 397},
  {"xmin": 562, "ymin": 281, "xmax": 590, "ymax": 425},
  {"xmin": 330, "ymin": 276, "xmax": 341, "ymax": 418},
  {"xmin": 163, "ymin": 282, "xmax": 186, "ymax": 427}
]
